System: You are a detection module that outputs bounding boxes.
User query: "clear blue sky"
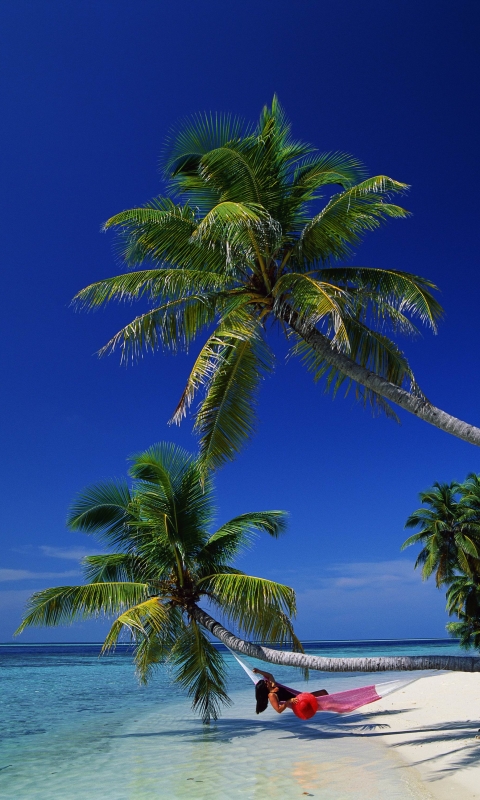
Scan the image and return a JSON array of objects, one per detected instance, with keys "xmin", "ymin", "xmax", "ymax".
[{"xmin": 1, "ymin": 0, "xmax": 479, "ymax": 642}]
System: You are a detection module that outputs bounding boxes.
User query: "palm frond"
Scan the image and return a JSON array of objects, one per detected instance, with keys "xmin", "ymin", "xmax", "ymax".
[
  {"xmin": 317, "ymin": 266, "xmax": 442, "ymax": 332},
  {"xmin": 194, "ymin": 324, "xmax": 274, "ymax": 472},
  {"xmin": 73, "ymin": 269, "xmax": 231, "ymax": 310},
  {"xmin": 163, "ymin": 112, "xmax": 246, "ymax": 179},
  {"xmin": 132, "ymin": 633, "xmax": 172, "ymax": 685},
  {"xmin": 289, "ymin": 152, "xmax": 366, "ymax": 213},
  {"xmin": 170, "ymin": 301, "xmax": 257, "ymax": 425},
  {"xmin": 67, "ymin": 481, "xmax": 133, "ymax": 548},
  {"xmin": 199, "ymin": 511, "xmax": 288, "ymax": 565},
  {"xmin": 201, "ymin": 573, "xmax": 298, "ymax": 644},
  {"xmin": 191, "ymin": 201, "xmax": 282, "ymax": 264},
  {"xmin": 15, "ymin": 582, "xmax": 150, "ymax": 633},
  {"xmin": 401, "ymin": 531, "xmax": 429, "ymax": 550},
  {"xmin": 129, "ymin": 441, "xmax": 193, "ymax": 495},
  {"xmin": 102, "ymin": 597, "xmax": 171, "ymax": 650},
  {"xmin": 199, "ymin": 147, "xmax": 264, "ymax": 206},
  {"xmin": 98, "ymin": 294, "xmax": 219, "ymax": 361},
  {"xmin": 296, "ymin": 176, "xmax": 409, "ymax": 264},
  {"xmin": 170, "ymin": 619, "xmax": 231, "ymax": 723},
  {"xmin": 446, "ymin": 619, "xmax": 480, "ymax": 650},
  {"xmin": 292, "ymin": 318, "xmax": 418, "ymax": 420},
  {"xmin": 105, "ymin": 199, "xmax": 231, "ymax": 272},
  {"xmin": 274, "ymin": 272, "xmax": 350, "ymax": 351},
  {"xmin": 132, "ymin": 607, "xmax": 183, "ymax": 684},
  {"xmin": 82, "ymin": 553, "xmax": 153, "ymax": 583},
  {"xmin": 129, "ymin": 442, "xmax": 215, "ymax": 557}
]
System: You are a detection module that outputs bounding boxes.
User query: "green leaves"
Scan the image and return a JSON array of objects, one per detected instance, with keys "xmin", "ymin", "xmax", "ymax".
[
  {"xmin": 73, "ymin": 269, "xmax": 231, "ymax": 310},
  {"xmin": 163, "ymin": 112, "xmax": 246, "ymax": 181},
  {"xmin": 403, "ymin": 475, "xmax": 480, "ymax": 653},
  {"xmin": 102, "ymin": 598, "xmax": 172, "ymax": 651},
  {"xmin": 73, "ymin": 96, "xmax": 445, "ymax": 467},
  {"xmin": 293, "ymin": 319, "xmax": 418, "ymax": 420},
  {"xmin": 193, "ymin": 323, "xmax": 274, "ymax": 472},
  {"xmin": 82, "ymin": 553, "xmax": 152, "ymax": 583},
  {"xmin": 67, "ymin": 481, "xmax": 133, "ymax": 549},
  {"xmin": 317, "ymin": 266, "xmax": 442, "ymax": 333},
  {"xmin": 170, "ymin": 620, "xmax": 231, "ymax": 723},
  {"xmin": 296, "ymin": 176, "xmax": 410, "ymax": 264},
  {"xmin": 402, "ymin": 482, "xmax": 475, "ymax": 586},
  {"xmin": 200, "ymin": 510, "xmax": 288, "ymax": 565},
  {"xmin": 15, "ymin": 582, "xmax": 150, "ymax": 633},
  {"xmin": 274, "ymin": 272, "xmax": 350, "ymax": 350},
  {"xmin": 16, "ymin": 439, "xmax": 302, "ymax": 720},
  {"xmin": 202, "ymin": 572, "xmax": 299, "ymax": 645}
]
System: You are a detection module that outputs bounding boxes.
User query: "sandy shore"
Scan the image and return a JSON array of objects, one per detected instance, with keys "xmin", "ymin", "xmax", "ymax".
[{"xmin": 364, "ymin": 672, "xmax": 480, "ymax": 799}]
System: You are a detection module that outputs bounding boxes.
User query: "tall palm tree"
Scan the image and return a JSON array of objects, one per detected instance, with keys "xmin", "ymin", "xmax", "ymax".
[
  {"xmin": 15, "ymin": 442, "xmax": 303, "ymax": 723},
  {"xmin": 402, "ymin": 482, "xmax": 480, "ymax": 586},
  {"xmin": 74, "ymin": 97, "xmax": 480, "ymax": 470},
  {"xmin": 17, "ymin": 445, "xmax": 480, "ymax": 711}
]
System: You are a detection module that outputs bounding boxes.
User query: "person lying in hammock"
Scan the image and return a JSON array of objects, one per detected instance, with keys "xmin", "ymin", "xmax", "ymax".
[{"xmin": 252, "ymin": 667, "xmax": 328, "ymax": 714}]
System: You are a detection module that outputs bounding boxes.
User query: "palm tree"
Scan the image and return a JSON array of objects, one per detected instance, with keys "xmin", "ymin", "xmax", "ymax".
[
  {"xmin": 17, "ymin": 445, "xmax": 480, "ymax": 711},
  {"xmin": 73, "ymin": 97, "xmax": 480, "ymax": 470},
  {"xmin": 15, "ymin": 442, "xmax": 303, "ymax": 723},
  {"xmin": 402, "ymin": 476, "xmax": 480, "ymax": 654},
  {"xmin": 401, "ymin": 482, "xmax": 480, "ymax": 586},
  {"xmin": 446, "ymin": 575, "xmax": 480, "ymax": 650}
]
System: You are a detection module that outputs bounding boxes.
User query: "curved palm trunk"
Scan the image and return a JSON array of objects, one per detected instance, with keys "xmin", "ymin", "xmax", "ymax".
[
  {"xmin": 192, "ymin": 606, "xmax": 480, "ymax": 672},
  {"xmin": 282, "ymin": 313, "xmax": 480, "ymax": 447}
]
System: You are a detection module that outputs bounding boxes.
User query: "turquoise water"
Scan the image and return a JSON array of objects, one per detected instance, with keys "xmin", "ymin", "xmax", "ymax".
[{"xmin": 0, "ymin": 639, "xmax": 465, "ymax": 799}]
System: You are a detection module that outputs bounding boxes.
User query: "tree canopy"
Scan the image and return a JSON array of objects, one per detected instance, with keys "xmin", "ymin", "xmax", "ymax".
[
  {"xmin": 74, "ymin": 97, "xmax": 480, "ymax": 469},
  {"xmin": 403, "ymin": 475, "xmax": 480, "ymax": 650},
  {"xmin": 16, "ymin": 442, "xmax": 302, "ymax": 722}
]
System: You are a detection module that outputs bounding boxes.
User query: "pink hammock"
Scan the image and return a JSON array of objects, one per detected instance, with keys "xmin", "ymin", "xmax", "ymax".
[
  {"xmin": 275, "ymin": 679, "xmax": 385, "ymax": 714},
  {"xmin": 229, "ymin": 649, "xmax": 420, "ymax": 715}
]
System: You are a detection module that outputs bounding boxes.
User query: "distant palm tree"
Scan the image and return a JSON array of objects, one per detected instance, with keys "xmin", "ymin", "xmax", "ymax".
[
  {"xmin": 15, "ymin": 442, "xmax": 302, "ymax": 723},
  {"xmin": 402, "ymin": 482, "xmax": 480, "ymax": 586},
  {"xmin": 403, "ymin": 475, "xmax": 480, "ymax": 653},
  {"xmin": 446, "ymin": 575, "xmax": 480, "ymax": 650},
  {"xmin": 74, "ymin": 97, "xmax": 480, "ymax": 472}
]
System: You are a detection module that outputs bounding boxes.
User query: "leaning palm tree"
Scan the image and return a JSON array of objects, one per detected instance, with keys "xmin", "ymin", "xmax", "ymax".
[
  {"xmin": 16, "ymin": 445, "xmax": 480, "ymax": 709},
  {"xmin": 401, "ymin": 482, "xmax": 480, "ymax": 586},
  {"xmin": 15, "ymin": 442, "xmax": 303, "ymax": 723},
  {"xmin": 74, "ymin": 97, "xmax": 480, "ymax": 470}
]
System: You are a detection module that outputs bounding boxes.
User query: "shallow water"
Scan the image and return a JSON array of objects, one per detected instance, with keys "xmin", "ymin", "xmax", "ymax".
[{"xmin": 0, "ymin": 640, "xmax": 464, "ymax": 799}]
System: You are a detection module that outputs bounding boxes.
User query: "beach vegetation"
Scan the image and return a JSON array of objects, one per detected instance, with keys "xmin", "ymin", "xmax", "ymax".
[
  {"xmin": 16, "ymin": 444, "xmax": 480, "ymax": 723},
  {"xmin": 403, "ymin": 475, "xmax": 480, "ymax": 651},
  {"xmin": 15, "ymin": 442, "xmax": 302, "ymax": 723},
  {"xmin": 73, "ymin": 97, "xmax": 480, "ymax": 469}
]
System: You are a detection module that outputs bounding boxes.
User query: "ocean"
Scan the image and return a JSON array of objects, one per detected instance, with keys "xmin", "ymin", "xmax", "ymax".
[{"xmin": 0, "ymin": 639, "xmax": 465, "ymax": 799}]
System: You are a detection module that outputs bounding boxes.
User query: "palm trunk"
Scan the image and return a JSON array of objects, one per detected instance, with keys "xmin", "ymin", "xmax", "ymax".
[
  {"xmin": 191, "ymin": 605, "xmax": 480, "ymax": 672},
  {"xmin": 281, "ymin": 312, "xmax": 480, "ymax": 447}
]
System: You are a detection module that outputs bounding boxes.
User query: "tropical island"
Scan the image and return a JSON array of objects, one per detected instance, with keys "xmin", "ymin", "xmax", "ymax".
[
  {"xmin": 8, "ymin": 97, "xmax": 480, "ymax": 800},
  {"xmin": 2, "ymin": 5, "xmax": 480, "ymax": 797}
]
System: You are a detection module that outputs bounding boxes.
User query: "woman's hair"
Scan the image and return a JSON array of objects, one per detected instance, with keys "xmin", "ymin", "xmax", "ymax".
[{"xmin": 255, "ymin": 679, "xmax": 269, "ymax": 714}]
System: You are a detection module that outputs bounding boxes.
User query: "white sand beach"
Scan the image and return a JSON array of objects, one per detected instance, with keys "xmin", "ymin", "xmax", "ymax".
[{"xmin": 367, "ymin": 673, "xmax": 480, "ymax": 799}]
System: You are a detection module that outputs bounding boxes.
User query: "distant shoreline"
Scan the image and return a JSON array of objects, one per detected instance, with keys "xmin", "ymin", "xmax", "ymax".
[{"xmin": 0, "ymin": 636, "xmax": 459, "ymax": 648}]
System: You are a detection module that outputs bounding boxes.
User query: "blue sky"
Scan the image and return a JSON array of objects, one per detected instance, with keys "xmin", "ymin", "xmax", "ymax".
[{"xmin": 1, "ymin": 0, "xmax": 479, "ymax": 642}]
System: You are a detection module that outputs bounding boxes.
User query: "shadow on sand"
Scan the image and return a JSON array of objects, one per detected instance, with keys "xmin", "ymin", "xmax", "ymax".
[{"xmin": 110, "ymin": 706, "xmax": 480, "ymax": 781}]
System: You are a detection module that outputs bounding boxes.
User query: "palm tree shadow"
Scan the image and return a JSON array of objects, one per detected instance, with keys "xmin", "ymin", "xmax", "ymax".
[
  {"xmin": 110, "ymin": 709, "xmax": 412, "ymax": 745},
  {"xmin": 110, "ymin": 704, "xmax": 480, "ymax": 783},
  {"xmin": 384, "ymin": 720, "xmax": 480, "ymax": 779}
]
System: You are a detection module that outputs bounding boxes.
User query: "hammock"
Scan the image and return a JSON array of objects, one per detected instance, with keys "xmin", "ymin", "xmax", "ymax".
[{"xmin": 228, "ymin": 648, "xmax": 422, "ymax": 715}]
